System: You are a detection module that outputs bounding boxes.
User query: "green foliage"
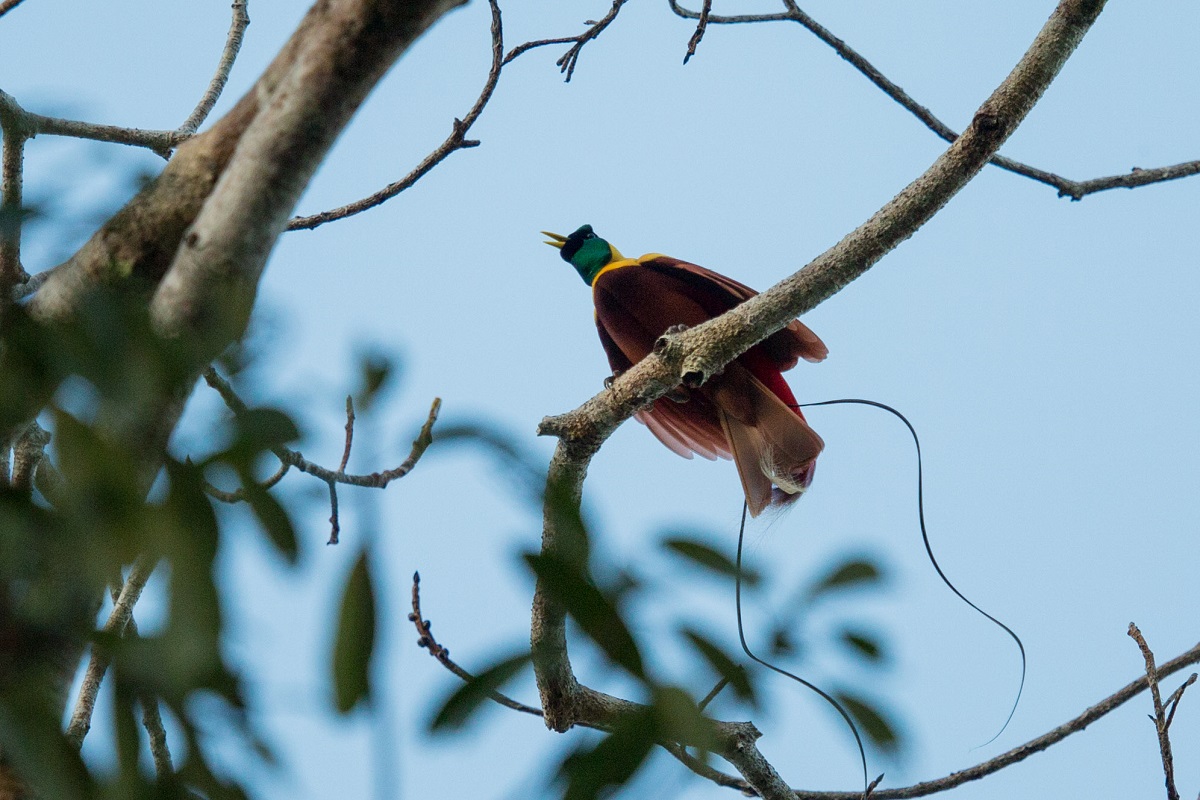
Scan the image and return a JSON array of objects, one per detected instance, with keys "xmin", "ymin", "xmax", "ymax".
[
  {"xmin": 0, "ymin": 290, "xmax": 320, "ymax": 797},
  {"xmin": 332, "ymin": 550, "xmax": 377, "ymax": 713},
  {"xmin": 354, "ymin": 351, "xmax": 395, "ymax": 412},
  {"xmin": 807, "ymin": 557, "xmax": 884, "ymax": 600},
  {"xmin": 429, "ymin": 651, "xmax": 531, "ymax": 731},
  {"xmin": 835, "ymin": 692, "xmax": 899, "ymax": 753},
  {"xmin": 661, "ymin": 535, "xmax": 761, "ymax": 586},
  {"xmin": 524, "ymin": 551, "xmax": 645, "ymax": 680}
]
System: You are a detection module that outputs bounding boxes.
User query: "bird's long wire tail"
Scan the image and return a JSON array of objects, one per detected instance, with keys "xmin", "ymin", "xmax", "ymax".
[
  {"xmin": 799, "ymin": 398, "xmax": 1026, "ymax": 746},
  {"xmin": 734, "ymin": 501, "xmax": 876, "ymax": 799}
]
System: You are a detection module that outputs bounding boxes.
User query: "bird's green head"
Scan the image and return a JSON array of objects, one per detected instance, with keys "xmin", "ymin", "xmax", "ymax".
[{"xmin": 543, "ymin": 224, "xmax": 624, "ymax": 286}]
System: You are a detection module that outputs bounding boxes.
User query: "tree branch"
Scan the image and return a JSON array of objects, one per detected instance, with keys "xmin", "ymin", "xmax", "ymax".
[
  {"xmin": 530, "ymin": 1, "xmax": 1110, "ymax": 796},
  {"xmin": 289, "ymin": 0, "xmax": 502, "ymax": 231},
  {"xmin": 179, "ymin": 0, "xmax": 251, "ymax": 136},
  {"xmin": 1129, "ymin": 623, "xmax": 1181, "ymax": 800},
  {"xmin": 787, "ymin": 638, "xmax": 1200, "ymax": 800},
  {"xmin": 668, "ymin": 0, "xmax": 1198, "ymax": 200},
  {"xmin": 65, "ymin": 556, "xmax": 158, "ymax": 748}
]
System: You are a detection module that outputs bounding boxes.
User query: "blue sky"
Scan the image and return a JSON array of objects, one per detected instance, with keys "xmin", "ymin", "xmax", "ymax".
[{"xmin": 2, "ymin": 1, "xmax": 1198, "ymax": 798}]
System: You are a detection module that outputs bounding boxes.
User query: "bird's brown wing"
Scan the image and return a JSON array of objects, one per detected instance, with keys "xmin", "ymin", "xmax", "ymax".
[
  {"xmin": 639, "ymin": 256, "xmax": 828, "ymax": 369},
  {"xmin": 593, "ymin": 264, "xmax": 731, "ymax": 460}
]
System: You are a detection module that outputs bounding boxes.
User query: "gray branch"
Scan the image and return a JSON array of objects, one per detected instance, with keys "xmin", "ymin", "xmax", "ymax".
[{"xmin": 668, "ymin": 0, "xmax": 1198, "ymax": 200}]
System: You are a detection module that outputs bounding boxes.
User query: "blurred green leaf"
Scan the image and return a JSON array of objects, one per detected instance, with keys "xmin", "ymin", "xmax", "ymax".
[
  {"xmin": 680, "ymin": 628, "xmax": 756, "ymax": 706},
  {"xmin": 835, "ymin": 691, "xmax": 900, "ymax": 753},
  {"xmin": 807, "ymin": 558, "xmax": 883, "ymax": 600},
  {"xmin": 241, "ymin": 482, "xmax": 299, "ymax": 564},
  {"xmin": 840, "ymin": 629, "xmax": 885, "ymax": 664},
  {"xmin": 560, "ymin": 709, "xmax": 656, "ymax": 800},
  {"xmin": 429, "ymin": 651, "xmax": 531, "ymax": 732},
  {"xmin": 333, "ymin": 551, "xmax": 377, "ymax": 713},
  {"xmin": 662, "ymin": 537, "xmax": 759, "ymax": 586},
  {"xmin": 355, "ymin": 351, "xmax": 395, "ymax": 411},
  {"xmin": 227, "ymin": 407, "xmax": 299, "ymax": 464},
  {"xmin": 0, "ymin": 686, "xmax": 96, "ymax": 800},
  {"xmin": 650, "ymin": 685, "xmax": 718, "ymax": 750},
  {"xmin": 523, "ymin": 552, "xmax": 644, "ymax": 680},
  {"xmin": 769, "ymin": 626, "xmax": 797, "ymax": 658}
]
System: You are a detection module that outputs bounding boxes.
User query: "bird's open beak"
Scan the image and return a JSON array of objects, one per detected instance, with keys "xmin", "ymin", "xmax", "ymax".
[{"xmin": 541, "ymin": 230, "xmax": 566, "ymax": 249}]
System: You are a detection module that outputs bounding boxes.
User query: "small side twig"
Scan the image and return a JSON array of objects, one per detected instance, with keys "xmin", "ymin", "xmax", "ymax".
[
  {"xmin": 178, "ymin": 0, "xmax": 250, "ymax": 135},
  {"xmin": 66, "ymin": 556, "xmax": 159, "ymax": 748},
  {"xmin": 1129, "ymin": 623, "xmax": 1181, "ymax": 800},
  {"xmin": 698, "ymin": 677, "xmax": 728, "ymax": 712},
  {"xmin": 339, "ymin": 396, "xmax": 355, "ymax": 472},
  {"xmin": 682, "ymin": 0, "xmax": 712, "ymax": 64},
  {"xmin": 327, "ymin": 482, "xmax": 341, "ymax": 545},
  {"xmin": 1163, "ymin": 673, "xmax": 1196, "ymax": 731},
  {"xmin": 503, "ymin": 0, "xmax": 630, "ymax": 81}
]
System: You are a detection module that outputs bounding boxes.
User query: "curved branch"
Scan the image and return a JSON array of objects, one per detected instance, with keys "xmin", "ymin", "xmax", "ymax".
[
  {"xmin": 288, "ymin": 0, "xmax": 502, "ymax": 231},
  {"xmin": 668, "ymin": 0, "xmax": 1197, "ymax": 200},
  {"xmin": 531, "ymin": 1, "xmax": 1110, "ymax": 796},
  {"xmin": 179, "ymin": 0, "xmax": 251, "ymax": 135}
]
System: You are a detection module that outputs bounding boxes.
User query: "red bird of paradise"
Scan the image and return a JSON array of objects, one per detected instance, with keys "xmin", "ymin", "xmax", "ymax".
[{"xmin": 545, "ymin": 224, "xmax": 827, "ymax": 517}]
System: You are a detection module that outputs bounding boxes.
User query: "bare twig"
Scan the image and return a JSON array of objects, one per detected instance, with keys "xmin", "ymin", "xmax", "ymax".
[
  {"xmin": 698, "ymin": 677, "xmax": 728, "ymax": 712},
  {"xmin": 339, "ymin": 396, "xmax": 355, "ymax": 472},
  {"xmin": 1163, "ymin": 673, "xmax": 1196, "ymax": 731},
  {"xmin": 204, "ymin": 460, "xmax": 291, "ymax": 503},
  {"xmin": 668, "ymin": 0, "xmax": 1200, "ymax": 200},
  {"xmin": 179, "ymin": 0, "xmax": 251, "ymax": 135},
  {"xmin": 503, "ymin": 0, "xmax": 629, "ymax": 81},
  {"xmin": 409, "ymin": 571, "xmax": 544, "ymax": 716},
  {"xmin": 682, "ymin": 0, "xmax": 711, "ymax": 64},
  {"xmin": 327, "ymin": 481, "xmax": 341, "ymax": 545},
  {"xmin": 0, "ymin": 0, "xmax": 29, "ymax": 20},
  {"xmin": 0, "ymin": 90, "xmax": 183, "ymax": 159},
  {"xmin": 288, "ymin": 0, "xmax": 503, "ymax": 231},
  {"xmin": 66, "ymin": 556, "xmax": 159, "ymax": 748},
  {"xmin": 1129, "ymin": 623, "xmax": 1181, "ymax": 800}
]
